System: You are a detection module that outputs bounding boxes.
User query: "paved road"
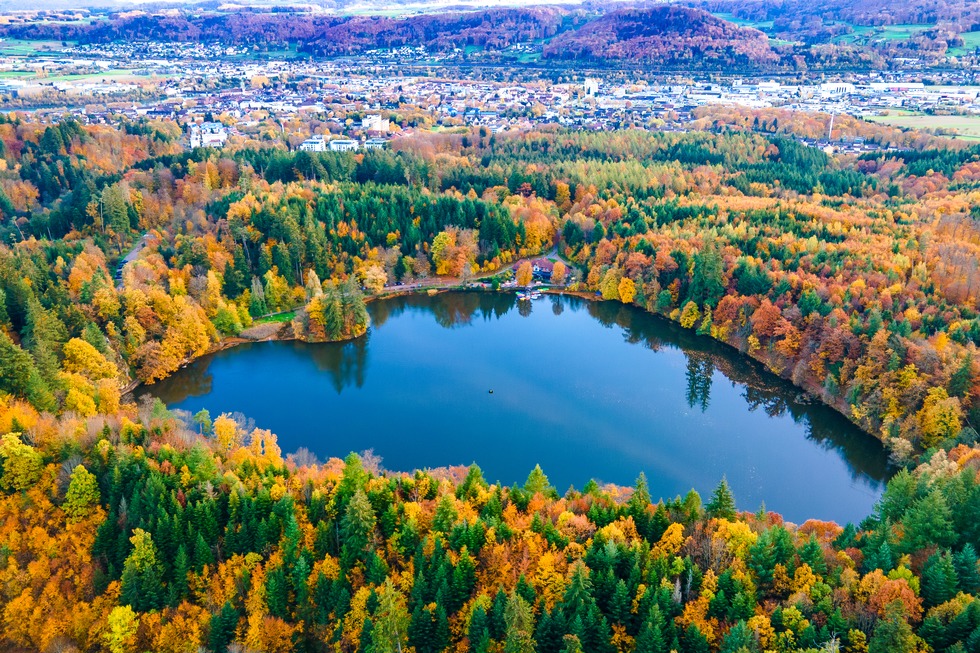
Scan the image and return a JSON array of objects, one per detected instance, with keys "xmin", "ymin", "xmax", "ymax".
[{"xmin": 115, "ymin": 233, "xmax": 150, "ymax": 289}]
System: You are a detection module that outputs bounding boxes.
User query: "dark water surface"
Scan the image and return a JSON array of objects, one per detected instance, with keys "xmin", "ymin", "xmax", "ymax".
[{"xmin": 148, "ymin": 292, "xmax": 890, "ymax": 523}]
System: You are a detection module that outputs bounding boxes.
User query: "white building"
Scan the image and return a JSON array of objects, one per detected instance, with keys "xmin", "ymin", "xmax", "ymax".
[
  {"xmin": 361, "ymin": 114, "xmax": 390, "ymax": 133},
  {"xmin": 299, "ymin": 135, "xmax": 326, "ymax": 152},
  {"xmin": 820, "ymin": 82, "xmax": 856, "ymax": 95},
  {"xmin": 364, "ymin": 138, "xmax": 389, "ymax": 150},
  {"xmin": 329, "ymin": 139, "xmax": 359, "ymax": 152},
  {"xmin": 584, "ymin": 78, "xmax": 600, "ymax": 96},
  {"xmin": 189, "ymin": 122, "xmax": 228, "ymax": 148}
]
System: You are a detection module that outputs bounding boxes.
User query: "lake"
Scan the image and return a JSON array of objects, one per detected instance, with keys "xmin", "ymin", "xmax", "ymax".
[{"xmin": 147, "ymin": 291, "xmax": 890, "ymax": 523}]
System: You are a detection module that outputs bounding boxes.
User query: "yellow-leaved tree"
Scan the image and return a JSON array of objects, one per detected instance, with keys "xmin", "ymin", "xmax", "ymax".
[
  {"xmin": 64, "ymin": 464, "xmax": 101, "ymax": 523},
  {"xmin": 917, "ymin": 387, "xmax": 963, "ymax": 447},
  {"xmin": 60, "ymin": 338, "xmax": 121, "ymax": 416},
  {"xmin": 618, "ymin": 277, "xmax": 636, "ymax": 304},
  {"xmin": 680, "ymin": 301, "xmax": 701, "ymax": 329},
  {"xmin": 516, "ymin": 261, "xmax": 533, "ymax": 287},
  {"xmin": 0, "ymin": 432, "xmax": 43, "ymax": 491},
  {"xmin": 551, "ymin": 260, "xmax": 567, "ymax": 285},
  {"xmin": 104, "ymin": 605, "xmax": 139, "ymax": 653},
  {"xmin": 214, "ymin": 414, "xmax": 240, "ymax": 452}
]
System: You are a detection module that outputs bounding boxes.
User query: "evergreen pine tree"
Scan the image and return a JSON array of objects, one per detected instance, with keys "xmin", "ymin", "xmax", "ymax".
[
  {"xmin": 705, "ymin": 477, "xmax": 737, "ymax": 521},
  {"xmin": 869, "ymin": 601, "xmax": 916, "ymax": 653},
  {"xmin": 168, "ymin": 545, "xmax": 189, "ymax": 607},
  {"xmin": 635, "ymin": 618, "xmax": 666, "ymax": 653},
  {"xmin": 681, "ymin": 624, "xmax": 711, "ymax": 653},
  {"xmin": 922, "ymin": 551, "xmax": 960, "ymax": 608},
  {"xmin": 119, "ymin": 528, "xmax": 164, "ymax": 612},
  {"xmin": 504, "ymin": 592, "xmax": 536, "ymax": 653},
  {"xmin": 266, "ymin": 565, "xmax": 290, "ymax": 619},
  {"xmin": 208, "ymin": 602, "xmax": 240, "ymax": 653}
]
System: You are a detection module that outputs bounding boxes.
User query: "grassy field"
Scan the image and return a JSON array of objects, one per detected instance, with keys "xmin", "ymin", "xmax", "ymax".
[
  {"xmin": 832, "ymin": 23, "xmax": 933, "ymax": 45},
  {"xmin": 42, "ymin": 69, "xmax": 138, "ymax": 82},
  {"xmin": 514, "ymin": 51, "xmax": 541, "ymax": 64},
  {"xmin": 0, "ymin": 39, "xmax": 68, "ymax": 56},
  {"xmin": 867, "ymin": 113, "xmax": 980, "ymax": 141},
  {"xmin": 948, "ymin": 31, "xmax": 980, "ymax": 56},
  {"xmin": 254, "ymin": 311, "xmax": 297, "ymax": 325},
  {"xmin": 712, "ymin": 13, "xmax": 774, "ymax": 32},
  {"xmin": 877, "ymin": 24, "xmax": 933, "ymax": 40}
]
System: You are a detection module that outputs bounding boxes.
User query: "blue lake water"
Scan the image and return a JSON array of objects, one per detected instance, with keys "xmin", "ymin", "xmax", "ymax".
[{"xmin": 147, "ymin": 292, "xmax": 890, "ymax": 523}]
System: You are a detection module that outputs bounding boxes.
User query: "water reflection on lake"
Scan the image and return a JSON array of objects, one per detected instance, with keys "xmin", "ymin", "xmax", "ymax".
[{"xmin": 147, "ymin": 292, "xmax": 890, "ymax": 523}]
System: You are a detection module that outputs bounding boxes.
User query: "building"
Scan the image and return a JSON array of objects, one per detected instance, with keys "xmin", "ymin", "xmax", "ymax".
[
  {"xmin": 329, "ymin": 139, "xmax": 359, "ymax": 152},
  {"xmin": 532, "ymin": 259, "xmax": 555, "ymax": 280},
  {"xmin": 584, "ymin": 78, "xmax": 600, "ymax": 96},
  {"xmin": 364, "ymin": 137, "xmax": 389, "ymax": 150},
  {"xmin": 189, "ymin": 122, "xmax": 228, "ymax": 148},
  {"xmin": 820, "ymin": 82, "xmax": 856, "ymax": 95},
  {"xmin": 361, "ymin": 114, "xmax": 390, "ymax": 133},
  {"xmin": 299, "ymin": 135, "xmax": 326, "ymax": 152}
]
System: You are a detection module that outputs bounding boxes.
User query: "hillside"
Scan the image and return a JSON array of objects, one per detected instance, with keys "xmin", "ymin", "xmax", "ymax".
[
  {"xmin": 3, "ymin": 1, "xmax": 975, "ymax": 69},
  {"xmin": 301, "ymin": 7, "xmax": 570, "ymax": 56},
  {"xmin": 691, "ymin": 0, "xmax": 980, "ymax": 31},
  {"xmin": 690, "ymin": 0, "xmax": 980, "ymax": 60},
  {"xmin": 541, "ymin": 6, "xmax": 777, "ymax": 66},
  {"xmin": 0, "ymin": 7, "xmax": 573, "ymax": 54}
]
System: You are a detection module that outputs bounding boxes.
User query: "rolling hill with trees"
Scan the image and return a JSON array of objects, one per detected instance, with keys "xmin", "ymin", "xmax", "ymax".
[
  {"xmin": 4, "ymin": 0, "xmax": 975, "ymax": 70},
  {"xmin": 541, "ymin": 6, "xmax": 777, "ymax": 67}
]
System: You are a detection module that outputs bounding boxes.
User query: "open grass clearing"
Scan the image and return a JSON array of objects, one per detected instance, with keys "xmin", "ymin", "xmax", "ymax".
[
  {"xmin": 867, "ymin": 112, "xmax": 980, "ymax": 140},
  {"xmin": 832, "ymin": 23, "xmax": 933, "ymax": 45},
  {"xmin": 711, "ymin": 12, "xmax": 774, "ymax": 31},
  {"xmin": 0, "ymin": 39, "xmax": 69, "ymax": 56},
  {"xmin": 948, "ymin": 31, "xmax": 980, "ymax": 56},
  {"xmin": 254, "ymin": 311, "xmax": 297, "ymax": 325}
]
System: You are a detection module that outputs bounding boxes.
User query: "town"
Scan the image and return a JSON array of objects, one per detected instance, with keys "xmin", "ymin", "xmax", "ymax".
[{"xmin": 2, "ymin": 31, "xmax": 980, "ymax": 151}]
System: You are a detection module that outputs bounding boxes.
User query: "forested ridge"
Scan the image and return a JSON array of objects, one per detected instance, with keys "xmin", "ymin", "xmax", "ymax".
[
  {"xmin": 5, "ymin": 2, "xmax": 973, "ymax": 70},
  {"xmin": 541, "ymin": 7, "xmax": 777, "ymax": 67},
  {"xmin": 2, "ymin": 114, "xmax": 980, "ymax": 651}
]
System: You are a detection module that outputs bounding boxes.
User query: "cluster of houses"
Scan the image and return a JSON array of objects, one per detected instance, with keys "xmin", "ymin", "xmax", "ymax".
[
  {"xmin": 188, "ymin": 122, "xmax": 229, "ymax": 148},
  {"xmin": 296, "ymin": 135, "xmax": 389, "ymax": 152},
  {"xmin": 7, "ymin": 30, "xmax": 980, "ymax": 152},
  {"xmin": 295, "ymin": 115, "xmax": 391, "ymax": 152},
  {"xmin": 184, "ymin": 114, "xmax": 391, "ymax": 152}
]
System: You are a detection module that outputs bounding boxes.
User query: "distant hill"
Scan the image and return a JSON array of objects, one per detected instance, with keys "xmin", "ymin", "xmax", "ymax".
[
  {"xmin": 691, "ymin": 0, "xmax": 980, "ymax": 31},
  {"xmin": 0, "ymin": 6, "xmax": 574, "ymax": 53},
  {"xmin": 689, "ymin": 0, "xmax": 980, "ymax": 57},
  {"xmin": 542, "ymin": 5, "xmax": 777, "ymax": 67},
  {"xmin": 1, "ymin": 0, "xmax": 972, "ymax": 69},
  {"xmin": 301, "ymin": 7, "xmax": 571, "ymax": 56}
]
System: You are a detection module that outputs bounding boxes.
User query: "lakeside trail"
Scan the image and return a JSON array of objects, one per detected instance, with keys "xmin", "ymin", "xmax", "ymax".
[
  {"xmin": 374, "ymin": 245, "xmax": 564, "ymax": 297},
  {"xmin": 125, "ymin": 243, "xmax": 887, "ymax": 446},
  {"xmin": 122, "ymin": 247, "xmax": 568, "ymax": 396}
]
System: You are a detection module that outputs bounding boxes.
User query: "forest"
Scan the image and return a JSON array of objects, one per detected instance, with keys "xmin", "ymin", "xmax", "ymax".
[
  {"xmin": 2, "ymin": 113, "xmax": 980, "ymax": 651},
  {"xmin": 0, "ymin": 8, "xmax": 569, "ymax": 54},
  {"xmin": 541, "ymin": 7, "xmax": 777, "ymax": 67}
]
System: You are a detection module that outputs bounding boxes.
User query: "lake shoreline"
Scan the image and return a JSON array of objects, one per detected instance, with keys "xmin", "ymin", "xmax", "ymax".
[
  {"xmin": 142, "ymin": 290, "xmax": 889, "ymax": 524},
  {"xmin": 129, "ymin": 282, "xmax": 882, "ymax": 453},
  {"xmin": 545, "ymin": 287, "xmax": 885, "ymax": 448}
]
